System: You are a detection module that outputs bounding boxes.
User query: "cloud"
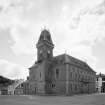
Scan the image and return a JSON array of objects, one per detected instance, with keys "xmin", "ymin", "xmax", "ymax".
[
  {"xmin": 71, "ymin": 0, "xmax": 105, "ymax": 28},
  {"xmin": 0, "ymin": 0, "xmax": 104, "ymax": 55},
  {"xmin": 0, "ymin": 0, "xmax": 105, "ymax": 76},
  {"xmin": 0, "ymin": 0, "xmax": 36, "ymax": 55},
  {"xmin": 68, "ymin": 0, "xmax": 105, "ymax": 54},
  {"xmin": 0, "ymin": 59, "xmax": 28, "ymax": 79}
]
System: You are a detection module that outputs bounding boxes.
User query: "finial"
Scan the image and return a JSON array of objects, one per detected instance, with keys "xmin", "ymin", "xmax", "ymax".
[
  {"xmin": 44, "ymin": 26, "xmax": 46, "ymax": 29},
  {"xmin": 44, "ymin": 26, "xmax": 50, "ymax": 31},
  {"xmin": 65, "ymin": 50, "xmax": 67, "ymax": 54},
  {"xmin": 41, "ymin": 26, "xmax": 47, "ymax": 31},
  {"xmin": 41, "ymin": 26, "xmax": 50, "ymax": 32}
]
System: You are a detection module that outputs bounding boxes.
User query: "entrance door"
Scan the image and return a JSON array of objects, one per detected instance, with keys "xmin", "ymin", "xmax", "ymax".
[{"xmin": 35, "ymin": 87, "xmax": 37, "ymax": 94}]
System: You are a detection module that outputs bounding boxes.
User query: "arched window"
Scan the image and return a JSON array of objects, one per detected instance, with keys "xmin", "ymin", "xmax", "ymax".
[
  {"xmin": 40, "ymin": 72, "xmax": 41, "ymax": 78},
  {"xmin": 56, "ymin": 69, "xmax": 59, "ymax": 79},
  {"xmin": 70, "ymin": 72, "xmax": 72, "ymax": 80},
  {"xmin": 71, "ymin": 84, "xmax": 72, "ymax": 91},
  {"xmin": 47, "ymin": 35, "xmax": 51, "ymax": 41}
]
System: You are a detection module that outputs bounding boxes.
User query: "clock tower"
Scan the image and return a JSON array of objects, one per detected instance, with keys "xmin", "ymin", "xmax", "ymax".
[{"xmin": 36, "ymin": 29, "xmax": 54, "ymax": 62}]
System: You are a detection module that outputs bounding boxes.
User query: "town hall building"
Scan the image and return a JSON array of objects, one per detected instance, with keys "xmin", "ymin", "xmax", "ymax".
[{"xmin": 29, "ymin": 29, "xmax": 96, "ymax": 95}]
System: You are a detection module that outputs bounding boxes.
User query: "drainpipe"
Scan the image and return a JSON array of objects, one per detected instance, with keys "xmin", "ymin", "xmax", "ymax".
[{"xmin": 65, "ymin": 59, "xmax": 69, "ymax": 95}]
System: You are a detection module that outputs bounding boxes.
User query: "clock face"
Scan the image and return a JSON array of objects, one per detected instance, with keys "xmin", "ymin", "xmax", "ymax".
[
  {"xmin": 48, "ymin": 50, "xmax": 50, "ymax": 54},
  {"xmin": 39, "ymin": 50, "xmax": 42, "ymax": 54}
]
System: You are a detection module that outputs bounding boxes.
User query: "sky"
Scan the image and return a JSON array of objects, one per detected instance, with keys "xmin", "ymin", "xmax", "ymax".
[{"xmin": 0, "ymin": 0, "xmax": 105, "ymax": 80}]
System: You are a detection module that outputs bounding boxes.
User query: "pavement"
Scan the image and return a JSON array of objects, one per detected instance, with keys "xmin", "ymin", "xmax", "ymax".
[{"xmin": 1, "ymin": 93, "xmax": 105, "ymax": 105}]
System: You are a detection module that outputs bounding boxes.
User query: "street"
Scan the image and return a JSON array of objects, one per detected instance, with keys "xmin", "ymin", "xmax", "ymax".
[{"xmin": 1, "ymin": 93, "xmax": 105, "ymax": 105}]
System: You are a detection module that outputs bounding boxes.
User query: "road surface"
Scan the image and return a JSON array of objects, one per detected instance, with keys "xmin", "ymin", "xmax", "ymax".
[{"xmin": 0, "ymin": 93, "xmax": 105, "ymax": 105}]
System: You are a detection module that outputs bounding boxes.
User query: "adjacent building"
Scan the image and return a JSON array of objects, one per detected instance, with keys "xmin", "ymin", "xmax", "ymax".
[
  {"xmin": 29, "ymin": 29, "xmax": 96, "ymax": 95},
  {"xmin": 14, "ymin": 83, "xmax": 24, "ymax": 95},
  {"xmin": 0, "ymin": 86, "xmax": 8, "ymax": 95},
  {"xmin": 8, "ymin": 79, "xmax": 24, "ymax": 95},
  {"xmin": 0, "ymin": 76, "xmax": 14, "ymax": 95},
  {"xmin": 8, "ymin": 79, "xmax": 30, "ymax": 95},
  {"xmin": 96, "ymin": 73, "xmax": 105, "ymax": 93}
]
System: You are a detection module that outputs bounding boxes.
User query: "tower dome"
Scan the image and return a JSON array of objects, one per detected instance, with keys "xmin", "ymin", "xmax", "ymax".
[{"xmin": 37, "ymin": 29, "xmax": 53, "ymax": 45}]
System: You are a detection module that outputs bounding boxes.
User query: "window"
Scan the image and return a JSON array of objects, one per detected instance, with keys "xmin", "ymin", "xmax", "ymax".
[
  {"xmin": 40, "ymin": 72, "xmax": 41, "ymax": 78},
  {"xmin": 47, "ymin": 35, "xmax": 51, "ymax": 41},
  {"xmin": 47, "ymin": 51, "xmax": 51, "ymax": 58},
  {"xmin": 56, "ymin": 69, "xmax": 59, "ymax": 79},
  {"xmin": 70, "ymin": 84, "xmax": 72, "ymax": 91},
  {"xmin": 102, "ymin": 77, "xmax": 105, "ymax": 81},
  {"xmin": 52, "ymin": 84, "xmax": 55, "ymax": 88},
  {"xmin": 70, "ymin": 72, "xmax": 72, "ymax": 80},
  {"xmin": 75, "ymin": 85, "xmax": 77, "ymax": 91},
  {"xmin": 75, "ymin": 73, "xmax": 77, "ymax": 81},
  {"xmin": 21, "ymin": 84, "xmax": 23, "ymax": 87},
  {"xmin": 96, "ymin": 77, "xmax": 98, "ymax": 81}
]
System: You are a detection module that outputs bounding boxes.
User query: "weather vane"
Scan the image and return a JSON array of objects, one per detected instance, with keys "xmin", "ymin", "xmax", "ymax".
[
  {"xmin": 65, "ymin": 50, "xmax": 67, "ymax": 54},
  {"xmin": 44, "ymin": 26, "xmax": 46, "ymax": 29}
]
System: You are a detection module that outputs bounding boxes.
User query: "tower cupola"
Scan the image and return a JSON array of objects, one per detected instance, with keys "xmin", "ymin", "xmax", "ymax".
[{"xmin": 37, "ymin": 29, "xmax": 53, "ymax": 45}]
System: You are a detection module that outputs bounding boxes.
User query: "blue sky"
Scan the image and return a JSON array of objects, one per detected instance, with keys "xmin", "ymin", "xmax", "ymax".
[{"xmin": 0, "ymin": 0, "xmax": 105, "ymax": 79}]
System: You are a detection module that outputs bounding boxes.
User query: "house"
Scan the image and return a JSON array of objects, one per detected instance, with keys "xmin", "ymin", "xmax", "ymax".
[{"xmin": 96, "ymin": 73, "xmax": 105, "ymax": 93}]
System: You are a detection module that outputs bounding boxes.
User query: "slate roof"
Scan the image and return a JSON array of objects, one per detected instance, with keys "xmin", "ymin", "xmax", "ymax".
[
  {"xmin": 29, "ymin": 53, "xmax": 95, "ymax": 73},
  {"xmin": 0, "ymin": 76, "xmax": 14, "ymax": 86},
  {"xmin": 53, "ymin": 54, "xmax": 95, "ymax": 73},
  {"xmin": 37, "ymin": 29, "xmax": 54, "ymax": 45}
]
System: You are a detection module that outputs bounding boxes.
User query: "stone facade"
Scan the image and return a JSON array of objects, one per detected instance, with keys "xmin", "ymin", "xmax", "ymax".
[
  {"xmin": 22, "ymin": 80, "xmax": 30, "ymax": 95},
  {"xmin": 0, "ymin": 76, "xmax": 14, "ymax": 95},
  {"xmin": 29, "ymin": 29, "xmax": 96, "ymax": 95}
]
